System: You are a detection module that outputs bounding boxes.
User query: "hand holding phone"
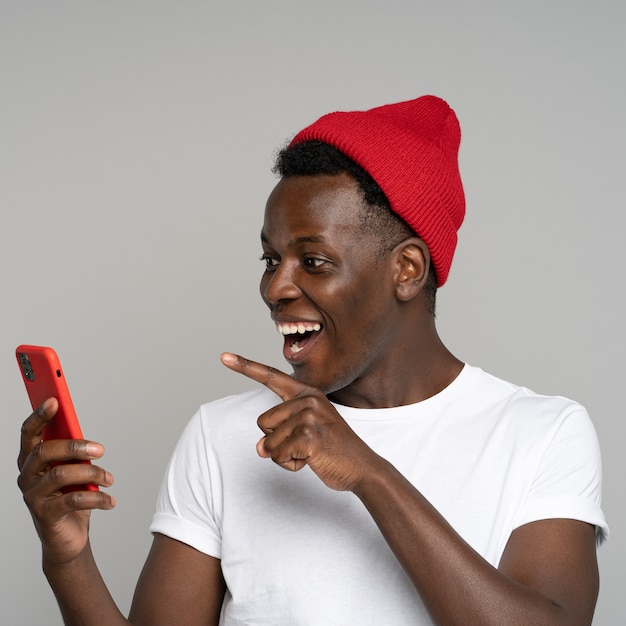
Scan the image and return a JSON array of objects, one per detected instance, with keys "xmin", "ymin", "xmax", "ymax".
[{"xmin": 16, "ymin": 345, "xmax": 99, "ymax": 492}]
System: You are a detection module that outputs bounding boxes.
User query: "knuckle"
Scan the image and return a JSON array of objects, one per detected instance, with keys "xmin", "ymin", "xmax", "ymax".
[
  {"xmin": 22, "ymin": 488, "xmax": 35, "ymax": 508},
  {"xmin": 297, "ymin": 392, "xmax": 324, "ymax": 411},
  {"xmin": 297, "ymin": 414, "xmax": 318, "ymax": 440},
  {"xmin": 257, "ymin": 414, "xmax": 273, "ymax": 430},
  {"xmin": 300, "ymin": 406, "xmax": 319, "ymax": 425},
  {"xmin": 310, "ymin": 392, "xmax": 327, "ymax": 407},
  {"xmin": 65, "ymin": 491, "xmax": 85, "ymax": 508},
  {"xmin": 20, "ymin": 484, "xmax": 43, "ymax": 515},
  {"xmin": 299, "ymin": 424, "xmax": 316, "ymax": 441},
  {"xmin": 67, "ymin": 439, "xmax": 86, "ymax": 456},
  {"xmin": 16, "ymin": 472, "xmax": 28, "ymax": 493},
  {"xmin": 19, "ymin": 418, "xmax": 31, "ymax": 437},
  {"xmin": 48, "ymin": 464, "xmax": 66, "ymax": 484},
  {"xmin": 30, "ymin": 441, "xmax": 46, "ymax": 462},
  {"xmin": 24, "ymin": 493, "xmax": 42, "ymax": 517},
  {"xmin": 88, "ymin": 464, "xmax": 103, "ymax": 482}
]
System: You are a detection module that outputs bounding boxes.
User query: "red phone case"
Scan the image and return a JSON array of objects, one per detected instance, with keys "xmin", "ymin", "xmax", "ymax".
[{"xmin": 16, "ymin": 344, "xmax": 99, "ymax": 492}]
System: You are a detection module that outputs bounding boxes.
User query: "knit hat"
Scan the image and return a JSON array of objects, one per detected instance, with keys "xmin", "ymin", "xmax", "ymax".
[{"xmin": 290, "ymin": 95, "xmax": 465, "ymax": 286}]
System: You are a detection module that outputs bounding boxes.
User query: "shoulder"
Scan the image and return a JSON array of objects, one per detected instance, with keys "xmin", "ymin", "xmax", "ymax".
[
  {"xmin": 454, "ymin": 366, "xmax": 601, "ymax": 474},
  {"xmin": 162, "ymin": 386, "xmax": 281, "ymax": 482},
  {"xmin": 464, "ymin": 365, "xmax": 590, "ymax": 427},
  {"xmin": 199, "ymin": 386, "xmax": 281, "ymax": 419},
  {"xmin": 459, "ymin": 367, "xmax": 608, "ymax": 544},
  {"xmin": 184, "ymin": 386, "xmax": 282, "ymax": 448}
]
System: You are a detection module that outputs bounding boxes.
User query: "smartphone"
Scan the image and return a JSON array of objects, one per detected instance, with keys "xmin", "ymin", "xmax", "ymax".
[{"xmin": 16, "ymin": 344, "xmax": 99, "ymax": 492}]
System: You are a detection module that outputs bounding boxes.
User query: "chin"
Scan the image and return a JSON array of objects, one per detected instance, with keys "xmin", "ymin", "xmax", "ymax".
[{"xmin": 291, "ymin": 363, "xmax": 352, "ymax": 397}]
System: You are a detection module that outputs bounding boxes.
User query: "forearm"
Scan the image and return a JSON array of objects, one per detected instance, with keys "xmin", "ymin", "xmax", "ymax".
[
  {"xmin": 43, "ymin": 541, "xmax": 129, "ymax": 626},
  {"xmin": 353, "ymin": 458, "xmax": 588, "ymax": 626}
]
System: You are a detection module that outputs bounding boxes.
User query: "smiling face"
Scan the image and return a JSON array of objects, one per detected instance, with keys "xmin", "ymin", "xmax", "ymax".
[{"xmin": 260, "ymin": 173, "xmax": 405, "ymax": 398}]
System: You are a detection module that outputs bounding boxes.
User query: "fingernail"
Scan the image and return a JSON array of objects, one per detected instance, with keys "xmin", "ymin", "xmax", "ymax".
[
  {"xmin": 220, "ymin": 352, "xmax": 238, "ymax": 365},
  {"xmin": 256, "ymin": 437, "xmax": 270, "ymax": 458},
  {"xmin": 85, "ymin": 443, "xmax": 104, "ymax": 457},
  {"xmin": 37, "ymin": 398, "xmax": 53, "ymax": 415}
]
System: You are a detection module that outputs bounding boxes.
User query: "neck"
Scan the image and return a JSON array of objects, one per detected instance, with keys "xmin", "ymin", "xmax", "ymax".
[{"xmin": 328, "ymin": 322, "xmax": 463, "ymax": 409}]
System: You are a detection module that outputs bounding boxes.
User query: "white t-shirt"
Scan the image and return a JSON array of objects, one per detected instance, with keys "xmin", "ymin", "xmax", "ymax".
[{"xmin": 150, "ymin": 365, "xmax": 608, "ymax": 625}]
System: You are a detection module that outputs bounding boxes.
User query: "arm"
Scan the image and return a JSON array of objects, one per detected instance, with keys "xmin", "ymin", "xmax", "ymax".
[
  {"xmin": 18, "ymin": 399, "xmax": 225, "ymax": 626},
  {"xmin": 40, "ymin": 536, "xmax": 226, "ymax": 626},
  {"xmin": 355, "ymin": 457, "xmax": 598, "ymax": 625},
  {"xmin": 130, "ymin": 534, "xmax": 225, "ymax": 626},
  {"xmin": 221, "ymin": 353, "xmax": 600, "ymax": 626}
]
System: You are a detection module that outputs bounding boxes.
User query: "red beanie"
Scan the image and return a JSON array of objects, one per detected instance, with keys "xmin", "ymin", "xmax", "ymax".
[{"xmin": 290, "ymin": 95, "xmax": 465, "ymax": 286}]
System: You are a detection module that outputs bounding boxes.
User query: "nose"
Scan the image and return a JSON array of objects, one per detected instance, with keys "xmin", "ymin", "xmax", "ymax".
[{"xmin": 261, "ymin": 262, "xmax": 302, "ymax": 305}]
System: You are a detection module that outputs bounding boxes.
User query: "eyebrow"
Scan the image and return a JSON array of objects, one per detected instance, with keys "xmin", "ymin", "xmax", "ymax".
[{"xmin": 261, "ymin": 232, "xmax": 327, "ymax": 247}]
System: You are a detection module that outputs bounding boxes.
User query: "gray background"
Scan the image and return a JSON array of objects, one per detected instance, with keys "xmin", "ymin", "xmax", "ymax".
[{"xmin": 1, "ymin": 1, "xmax": 623, "ymax": 624}]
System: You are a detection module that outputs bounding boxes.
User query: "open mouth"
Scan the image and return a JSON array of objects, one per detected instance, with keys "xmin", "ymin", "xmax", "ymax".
[{"xmin": 276, "ymin": 321, "xmax": 323, "ymax": 356}]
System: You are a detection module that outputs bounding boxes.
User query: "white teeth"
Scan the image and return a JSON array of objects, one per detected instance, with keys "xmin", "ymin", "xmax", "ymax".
[
  {"xmin": 290, "ymin": 341, "xmax": 304, "ymax": 353},
  {"xmin": 276, "ymin": 322, "xmax": 321, "ymax": 335}
]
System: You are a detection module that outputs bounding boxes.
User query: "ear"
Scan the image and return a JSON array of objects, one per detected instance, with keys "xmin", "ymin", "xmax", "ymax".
[{"xmin": 393, "ymin": 238, "xmax": 430, "ymax": 302}]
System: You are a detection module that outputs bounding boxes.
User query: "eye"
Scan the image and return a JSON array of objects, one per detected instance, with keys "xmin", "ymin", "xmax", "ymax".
[
  {"xmin": 303, "ymin": 257, "xmax": 325, "ymax": 270},
  {"xmin": 261, "ymin": 255, "xmax": 279, "ymax": 271}
]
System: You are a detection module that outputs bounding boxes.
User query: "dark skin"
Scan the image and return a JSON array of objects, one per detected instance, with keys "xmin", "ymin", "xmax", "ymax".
[{"xmin": 17, "ymin": 173, "xmax": 599, "ymax": 625}]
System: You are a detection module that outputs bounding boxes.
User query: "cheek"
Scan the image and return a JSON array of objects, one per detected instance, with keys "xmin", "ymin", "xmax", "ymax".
[
  {"xmin": 334, "ymin": 284, "xmax": 394, "ymax": 343},
  {"xmin": 333, "ymin": 274, "xmax": 390, "ymax": 316}
]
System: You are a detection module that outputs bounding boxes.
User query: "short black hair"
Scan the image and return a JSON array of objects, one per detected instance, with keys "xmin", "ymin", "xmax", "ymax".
[{"xmin": 273, "ymin": 140, "xmax": 437, "ymax": 313}]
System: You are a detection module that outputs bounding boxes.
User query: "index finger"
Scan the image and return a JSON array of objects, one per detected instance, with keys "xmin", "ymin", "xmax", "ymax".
[{"xmin": 220, "ymin": 352, "xmax": 308, "ymax": 401}]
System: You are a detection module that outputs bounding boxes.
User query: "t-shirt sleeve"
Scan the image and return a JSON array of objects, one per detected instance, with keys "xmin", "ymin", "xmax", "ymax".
[
  {"xmin": 149, "ymin": 409, "xmax": 223, "ymax": 558},
  {"xmin": 514, "ymin": 404, "xmax": 609, "ymax": 545}
]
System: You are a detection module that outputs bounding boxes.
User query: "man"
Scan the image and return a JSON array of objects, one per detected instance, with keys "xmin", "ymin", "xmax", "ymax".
[{"xmin": 18, "ymin": 95, "xmax": 608, "ymax": 625}]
